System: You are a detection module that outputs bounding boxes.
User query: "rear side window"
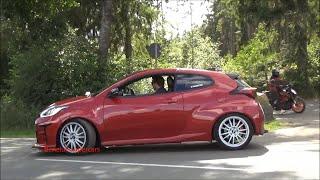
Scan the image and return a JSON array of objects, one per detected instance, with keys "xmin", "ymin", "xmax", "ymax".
[{"xmin": 175, "ymin": 74, "xmax": 213, "ymax": 91}]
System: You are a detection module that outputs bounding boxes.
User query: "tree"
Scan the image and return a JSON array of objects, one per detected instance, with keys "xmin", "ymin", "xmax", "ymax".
[
  {"xmin": 223, "ymin": 24, "xmax": 278, "ymax": 90},
  {"xmin": 161, "ymin": 27, "xmax": 222, "ymax": 70},
  {"xmin": 205, "ymin": 0, "xmax": 319, "ymax": 95},
  {"xmin": 99, "ymin": 0, "xmax": 113, "ymax": 65}
]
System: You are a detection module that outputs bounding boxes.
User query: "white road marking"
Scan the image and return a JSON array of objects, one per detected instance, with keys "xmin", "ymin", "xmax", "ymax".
[
  {"xmin": 0, "ymin": 138, "xmax": 35, "ymax": 140},
  {"xmin": 1, "ymin": 146, "xmax": 21, "ymax": 149},
  {"xmin": 35, "ymin": 158, "xmax": 245, "ymax": 171}
]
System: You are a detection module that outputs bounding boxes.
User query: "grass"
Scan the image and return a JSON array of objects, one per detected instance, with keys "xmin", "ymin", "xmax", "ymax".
[
  {"xmin": 264, "ymin": 119, "xmax": 287, "ymax": 132},
  {"xmin": 0, "ymin": 129, "xmax": 35, "ymax": 138}
]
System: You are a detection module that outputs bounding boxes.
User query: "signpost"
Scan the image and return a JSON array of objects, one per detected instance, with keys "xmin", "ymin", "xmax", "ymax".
[{"xmin": 147, "ymin": 43, "xmax": 161, "ymax": 68}]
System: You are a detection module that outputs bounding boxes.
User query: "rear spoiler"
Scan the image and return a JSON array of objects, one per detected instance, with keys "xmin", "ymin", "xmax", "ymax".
[{"xmin": 226, "ymin": 73, "xmax": 240, "ymax": 80}]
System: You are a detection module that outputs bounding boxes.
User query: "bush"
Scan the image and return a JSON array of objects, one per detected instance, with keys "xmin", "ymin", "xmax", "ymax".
[
  {"xmin": 307, "ymin": 34, "xmax": 320, "ymax": 97},
  {"xmin": 0, "ymin": 95, "xmax": 38, "ymax": 130},
  {"xmin": 8, "ymin": 29, "xmax": 111, "ymax": 109},
  {"xmin": 9, "ymin": 42, "xmax": 62, "ymax": 107}
]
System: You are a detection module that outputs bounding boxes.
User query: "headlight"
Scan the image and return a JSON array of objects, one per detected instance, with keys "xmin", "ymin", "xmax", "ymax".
[{"xmin": 40, "ymin": 106, "xmax": 68, "ymax": 118}]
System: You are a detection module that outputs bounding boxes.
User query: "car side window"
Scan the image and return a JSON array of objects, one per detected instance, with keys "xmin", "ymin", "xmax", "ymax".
[
  {"xmin": 118, "ymin": 75, "xmax": 175, "ymax": 97},
  {"xmin": 119, "ymin": 77, "xmax": 154, "ymax": 96},
  {"xmin": 174, "ymin": 74, "xmax": 213, "ymax": 91}
]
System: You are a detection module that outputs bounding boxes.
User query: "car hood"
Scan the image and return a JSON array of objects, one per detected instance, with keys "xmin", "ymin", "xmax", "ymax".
[{"xmin": 53, "ymin": 96, "xmax": 90, "ymax": 106}]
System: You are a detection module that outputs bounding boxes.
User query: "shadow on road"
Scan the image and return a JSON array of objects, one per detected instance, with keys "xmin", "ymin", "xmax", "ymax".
[
  {"xmin": 33, "ymin": 141, "xmax": 269, "ymax": 163},
  {"xmin": 28, "ymin": 143, "xmax": 280, "ymax": 180},
  {"xmin": 28, "ymin": 143, "xmax": 301, "ymax": 180}
]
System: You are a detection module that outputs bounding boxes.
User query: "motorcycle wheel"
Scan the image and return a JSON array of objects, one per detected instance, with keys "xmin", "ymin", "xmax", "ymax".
[{"xmin": 292, "ymin": 96, "xmax": 305, "ymax": 113}]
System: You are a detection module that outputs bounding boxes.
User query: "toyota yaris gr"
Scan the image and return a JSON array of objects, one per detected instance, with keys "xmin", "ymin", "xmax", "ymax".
[{"xmin": 34, "ymin": 68, "xmax": 265, "ymax": 153}]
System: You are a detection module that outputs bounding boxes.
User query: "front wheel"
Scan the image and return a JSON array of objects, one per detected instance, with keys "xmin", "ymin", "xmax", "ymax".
[
  {"xmin": 292, "ymin": 96, "xmax": 305, "ymax": 113},
  {"xmin": 59, "ymin": 119, "xmax": 96, "ymax": 153},
  {"xmin": 214, "ymin": 114, "xmax": 253, "ymax": 150}
]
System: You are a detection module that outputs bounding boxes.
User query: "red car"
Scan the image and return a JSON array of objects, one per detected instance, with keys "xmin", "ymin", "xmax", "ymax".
[{"xmin": 34, "ymin": 68, "xmax": 265, "ymax": 153}]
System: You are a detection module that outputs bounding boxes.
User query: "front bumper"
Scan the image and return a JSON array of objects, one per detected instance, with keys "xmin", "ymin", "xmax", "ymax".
[
  {"xmin": 32, "ymin": 143, "xmax": 55, "ymax": 149},
  {"xmin": 34, "ymin": 117, "xmax": 61, "ymax": 150}
]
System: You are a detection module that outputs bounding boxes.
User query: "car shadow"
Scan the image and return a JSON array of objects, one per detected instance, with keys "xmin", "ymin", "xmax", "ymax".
[
  {"xmin": 33, "ymin": 141, "xmax": 269, "ymax": 162},
  {"xmin": 28, "ymin": 142, "xmax": 298, "ymax": 180}
]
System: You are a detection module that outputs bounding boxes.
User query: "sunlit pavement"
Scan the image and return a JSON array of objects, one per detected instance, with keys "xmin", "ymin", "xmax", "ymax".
[{"xmin": 1, "ymin": 100, "xmax": 319, "ymax": 180}]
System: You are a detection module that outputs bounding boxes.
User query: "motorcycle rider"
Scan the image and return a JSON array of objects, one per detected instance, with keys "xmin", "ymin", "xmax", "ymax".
[
  {"xmin": 268, "ymin": 69, "xmax": 286, "ymax": 109},
  {"xmin": 267, "ymin": 69, "xmax": 305, "ymax": 113}
]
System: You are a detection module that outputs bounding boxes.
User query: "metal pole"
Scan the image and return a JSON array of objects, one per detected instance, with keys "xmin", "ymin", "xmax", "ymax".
[
  {"xmin": 190, "ymin": 1, "xmax": 194, "ymax": 68},
  {"xmin": 155, "ymin": 0, "xmax": 159, "ymax": 68}
]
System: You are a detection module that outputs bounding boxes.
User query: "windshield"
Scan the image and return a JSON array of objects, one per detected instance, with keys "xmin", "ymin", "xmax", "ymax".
[{"xmin": 91, "ymin": 71, "xmax": 143, "ymax": 96}]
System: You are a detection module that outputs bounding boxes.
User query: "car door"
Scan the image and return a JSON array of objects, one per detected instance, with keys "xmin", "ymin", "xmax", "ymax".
[
  {"xmin": 174, "ymin": 73, "xmax": 216, "ymax": 138},
  {"xmin": 102, "ymin": 75, "xmax": 185, "ymax": 145}
]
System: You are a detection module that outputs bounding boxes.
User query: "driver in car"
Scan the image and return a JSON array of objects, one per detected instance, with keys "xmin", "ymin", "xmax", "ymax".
[{"xmin": 152, "ymin": 75, "xmax": 167, "ymax": 94}]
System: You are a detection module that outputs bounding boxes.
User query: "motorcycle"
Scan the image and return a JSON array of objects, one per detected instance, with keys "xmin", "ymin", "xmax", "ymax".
[{"xmin": 265, "ymin": 84, "xmax": 306, "ymax": 113}]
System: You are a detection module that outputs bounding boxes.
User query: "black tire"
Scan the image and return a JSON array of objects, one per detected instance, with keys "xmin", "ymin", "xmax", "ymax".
[
  {"xmin": 58, "ymin": 119, "xmax": 97, "ymax": 154},
  {"xmin": 213, "ymin": 114, "xmax": 253, "ymax": 150},
  {"xmin": 292, "ymin": 96, "xmax": 306, "ymax": 113}
]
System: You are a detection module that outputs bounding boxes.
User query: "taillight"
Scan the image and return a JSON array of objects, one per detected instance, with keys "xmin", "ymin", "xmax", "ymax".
[
  {"xmin": 239, "ymin": 88, "xmax": 257, "ymax": 98},
  {"xmin": 231, "ymin": 87, "xmax": 257, "ymax": 99}
]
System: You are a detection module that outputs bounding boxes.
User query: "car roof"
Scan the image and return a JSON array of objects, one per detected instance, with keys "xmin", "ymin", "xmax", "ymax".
[{"xmin": 134, "ymin": 68, "xmax": 223, "ymax": 76}]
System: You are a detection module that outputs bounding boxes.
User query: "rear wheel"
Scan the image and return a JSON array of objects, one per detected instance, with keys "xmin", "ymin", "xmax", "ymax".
[
  {"xmin": 292, "ymin": 96, "xmax": 305, "ymax": 113},
  {"xmin": 214, "ymin": 114, "xmax": 253, "ymax": 150},
  {"xmin": 59, "ymin": 119, "xmax": 96, "ymax": 153}
]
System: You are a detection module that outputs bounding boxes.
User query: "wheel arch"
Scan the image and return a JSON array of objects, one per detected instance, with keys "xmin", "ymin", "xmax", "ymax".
[{"xmin": 56, "ymin": 117, "xmax": 101, "ymax": 148}]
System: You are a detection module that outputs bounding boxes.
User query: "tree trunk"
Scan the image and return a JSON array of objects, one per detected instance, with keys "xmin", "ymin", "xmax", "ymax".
[
  {"xmin": 124, "ymin": 3, "xmax": 132, "ymax": 74},
  {"xmin": 295, "ymin": 0, "xmax": 311, "ymax": 92},
  {"xmin": 99, "ymin": 0, "xmax": 113, "ymax": 66},
  {"xmin": 294, "ymin": 22, "xmax": 310, "ymax": 92}
]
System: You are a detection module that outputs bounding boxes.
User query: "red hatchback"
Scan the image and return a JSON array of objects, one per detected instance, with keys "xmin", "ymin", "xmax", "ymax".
[{"xmin": 34, "ymin": 68, "xmax": 265, "ymax": 153}]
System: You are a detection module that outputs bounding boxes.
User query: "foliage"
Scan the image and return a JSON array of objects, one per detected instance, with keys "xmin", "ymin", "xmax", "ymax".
[
  {"xmin": 264, "ymin": 119, "xmax": 287, "ymax": 132},
  {"xmin": 7, "ymin": 29, "xmax": 103, "ymax": 106},
  {"xmin": 161, "ymin": 27, "xmax": 223, "ymax": 70},
  {"xmin": 223, "ymin": 24, "xmax": 278, "ymax": 90},
  {"xmin": 0, "ymin": 0, "xmax": 319, "ymax": 132},
  {"xmin": 56, "ymin": 29, "xmax": 105, "ymax": 97},
  {"xmin": 0, "ymin": 95, "xmax": 38, "ymax": 130},
  {"xmin": 307, "ymin": 34, "xmax": 320, "ymax": 96},
  {"xmin": 0, "ymin": 129, "xmax": 35, "ymax": 138}
]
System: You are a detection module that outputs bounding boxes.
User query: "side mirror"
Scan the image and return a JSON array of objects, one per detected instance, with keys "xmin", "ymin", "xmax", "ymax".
[
  {"xmin": 85, "ymin": 91, "xmax": 91, "ymax": 97},
  {"xmin": 108, "ymin": 88, "xmax": 120, "ymax": 98}
]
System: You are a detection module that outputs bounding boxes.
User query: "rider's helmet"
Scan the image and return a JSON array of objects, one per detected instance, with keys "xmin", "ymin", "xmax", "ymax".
[{"xmin": 271, "ymin": 69, "xmax": 280, "ymax": 78}]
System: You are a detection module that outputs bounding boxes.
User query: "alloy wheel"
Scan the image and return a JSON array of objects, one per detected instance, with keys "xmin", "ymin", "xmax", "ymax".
[
  {"xmin": 60, "ymin": 122, "xmax": 87, "ymax": 153},
  {"xmin": 218, "ymin": 116, "xmax": 250, "ymax": 148}
]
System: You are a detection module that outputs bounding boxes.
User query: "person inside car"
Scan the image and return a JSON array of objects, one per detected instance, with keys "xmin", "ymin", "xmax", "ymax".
[
  {"xmin": 167, "ymin": 76, "xmax": 174, "ymax": 92},
  {"xmin": 152, "ymin": 75, "xmax": 167, "ymax": 94}
]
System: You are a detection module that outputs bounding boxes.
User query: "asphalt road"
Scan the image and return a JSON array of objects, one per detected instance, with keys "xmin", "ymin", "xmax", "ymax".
[{"xmin": 1, "ymin": 100, "xmax": 319, "ymax": 180}]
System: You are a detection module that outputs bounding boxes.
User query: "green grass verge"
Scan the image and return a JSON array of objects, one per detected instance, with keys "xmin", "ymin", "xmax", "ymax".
[
  {"xmin": 264, "ymin": 119, "xmax": 287, "ymax": 132},
  {"xmin": 0, "ymin": 129, "xmax": 35, "ymax": 138}
]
